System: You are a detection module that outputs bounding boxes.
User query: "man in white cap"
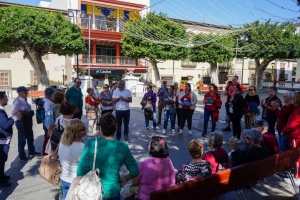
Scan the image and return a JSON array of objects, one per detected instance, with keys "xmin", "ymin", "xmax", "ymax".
[{"xmin": 58, "ymin": 85, "xmax": 67, "ymax": 93}]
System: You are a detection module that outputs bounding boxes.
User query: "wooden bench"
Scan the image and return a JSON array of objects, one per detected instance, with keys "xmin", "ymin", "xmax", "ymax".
[
  {"xmin": 242, "ymin": 86, "xmax": 250, "ymax": 93},
  {"xmin": 150, "ymin": 148, "xmax": 300, "ymax": 200},
  {"xmin": 29, "ymin": 90, "xmax": 45, "ymax": 99}
]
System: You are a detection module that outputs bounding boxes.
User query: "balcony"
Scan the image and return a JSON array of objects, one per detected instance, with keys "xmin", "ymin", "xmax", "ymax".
[
  {"xmin": 82, "ymin": 54, "xmax": 137, "ymax": 66},
  {"xmin": 80, "ymin": 18, "xmax": 125, "ymax": 32}
]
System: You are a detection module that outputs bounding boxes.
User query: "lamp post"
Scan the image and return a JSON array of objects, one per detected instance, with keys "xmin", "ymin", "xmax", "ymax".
[
  {"xmin": 87, "ymin": 15, "xmax": 91, "ymax": 87},
  {"xmin": 68, "ymin": 9, "xmax": 85, "ymax": 78},
  {"xmin": 62, "ymin": 69, "xmax": 65, "ymax": 85},
  {"xmin": 271, "ymin": 62, "xmax": 276, "ymax": 87}
]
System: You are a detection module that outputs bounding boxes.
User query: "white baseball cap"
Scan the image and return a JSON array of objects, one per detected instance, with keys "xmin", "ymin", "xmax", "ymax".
[{"xmin": 58, "ymin": 85, "xmax": 67, "ymax": 90}]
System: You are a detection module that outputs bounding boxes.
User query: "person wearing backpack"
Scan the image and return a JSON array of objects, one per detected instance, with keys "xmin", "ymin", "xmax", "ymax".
[
  {"xmin": 203, "ymin": 132, "xmax": 229, "ymax": 173},
  {"xmin": 77, "ymin": 113, "xmax": 139, "ymax": 200},
  {"xmin": 228, "ymin": 84, "xmax": 244, "ymax": 143},
  {"xmin": 59, "ymin": 119, "xmax": 86, "ymax": 200},
  {"xmin": 12, "ymin": 86, "xmax": 41, "ymax": 162},
  {"xmin": 42, "ymin": 87, "xmax": 56, "ymax": 156},
  {"xmin": 202, "ymin": 83, "xmax": 222, "ymax": 137},
  {"xmin": 50, "ymin": 102, "xmax": 75, "ymax": 152}
]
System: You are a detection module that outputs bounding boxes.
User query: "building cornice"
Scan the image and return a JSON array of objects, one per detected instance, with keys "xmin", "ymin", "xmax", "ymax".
[{"xmin": 81, "ymin": 0, "xmax": 145, "ymax": 10}]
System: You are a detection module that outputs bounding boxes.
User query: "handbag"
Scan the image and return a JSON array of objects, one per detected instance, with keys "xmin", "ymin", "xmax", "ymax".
[
  {"xmin": 66, "ymin": 138, "xmax": 105, "ymax": 200},
  {"xmin": 120, "ymin": 180, "xmax": 139, "ymax": 198},
  {"xmin": 144, "ymin": 100, "xmax": 153, "ymax": 112},
  {"xmin": 86, "ymin": 104, "xmax": 98, "ymax": 120},
  {"xmin": 38, "ymin": 144, "xmax": 61, "ymax": 187}
]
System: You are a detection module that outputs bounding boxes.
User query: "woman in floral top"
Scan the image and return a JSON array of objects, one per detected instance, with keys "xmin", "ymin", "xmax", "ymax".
[{"xmin": 176, "ymin": 140, "xmax": 212, "ymax": 184}]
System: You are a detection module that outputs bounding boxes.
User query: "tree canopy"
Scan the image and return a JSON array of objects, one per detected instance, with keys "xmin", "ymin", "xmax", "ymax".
[
  {"xmin": 0, "ymin": 6, "xmax": 86, "ymax": 88},
  {"xmin": 237, "ymin": 20, "xmax": 300, "ymax": 88},
  {"xmin": 121, "ymin": 12, "xmax": 189, "ymax": 85},
  {"xmin": 189, "ymin": 34, "xmax": 235, "ymax": 84}
]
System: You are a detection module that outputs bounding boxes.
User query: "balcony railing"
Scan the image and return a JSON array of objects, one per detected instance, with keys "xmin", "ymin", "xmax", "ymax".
[
  {"xmin": 79, "ymin": 18, "xmax": 125, "ymax": 32},
  {"xmin": 263, "ymin": 81, "xmax": 300, "ymax": 89},
  {"xmin": 81, "ymin": 54, "xmax": 137, "ymax": 66}
]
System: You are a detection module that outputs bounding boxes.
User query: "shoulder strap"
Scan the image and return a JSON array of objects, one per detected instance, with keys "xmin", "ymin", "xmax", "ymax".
[{"xmin": 93, "ymin": 138, "xmax": 97, "ymax": 171}]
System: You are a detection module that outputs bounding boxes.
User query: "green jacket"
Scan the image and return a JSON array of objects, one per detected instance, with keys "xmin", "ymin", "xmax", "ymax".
[
  {"xmin": 77, "ymin": 138, "xmax": 139, "ymax": 198},
  {"xmin": 65, "ymin": 86, "xmax": 83, "ymax": 109}
]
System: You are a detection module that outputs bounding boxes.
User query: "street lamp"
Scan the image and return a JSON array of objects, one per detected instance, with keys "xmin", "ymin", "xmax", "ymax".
[
  {"xmin": 62, "ymin": 69, "xmax": 65, "ymax": 85},
  {"xmin": 80, "ymin": 12, "xmax": 91, "ymax": 87},
  {"xmin": 68, "ymin": 9, "xmax": 85, "ymax": 78},
  {"xmin": 271, "ymin": 62, "xmax": 276, "ymax": 87}
]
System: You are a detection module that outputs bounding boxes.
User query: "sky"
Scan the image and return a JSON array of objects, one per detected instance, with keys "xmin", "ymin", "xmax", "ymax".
[{"xmin": 2, "ymin": 0, "xmax": 300, "ymax": 27}]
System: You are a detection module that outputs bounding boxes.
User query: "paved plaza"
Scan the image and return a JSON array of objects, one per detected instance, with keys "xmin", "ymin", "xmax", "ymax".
[{"xmin": 0, "ymin": 90, "xmax": 298, "ymax": 200}]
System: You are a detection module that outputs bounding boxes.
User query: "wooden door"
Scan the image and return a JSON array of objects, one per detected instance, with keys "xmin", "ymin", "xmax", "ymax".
[{"xmin": 219, "ymin": 72, "xmax": 228, "ymax": 84}]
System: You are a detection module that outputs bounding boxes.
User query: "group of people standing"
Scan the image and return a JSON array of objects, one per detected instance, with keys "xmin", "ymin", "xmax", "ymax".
[{"xmin": 142, "ymin": 81, "xmax": 198, "ymax": 135}]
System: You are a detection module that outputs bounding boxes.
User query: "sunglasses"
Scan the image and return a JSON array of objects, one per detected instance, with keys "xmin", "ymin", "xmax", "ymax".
[
  {"xmin": 103, "ymin": 87, "xmax": 108, "ymax": 88},
  {"xmin": 76, "ymin": 82, "xmax": 82, "ymax": 84},
  {"xmin": 249, "ymin": 89, "xmax": 254, "ymax": 91}
]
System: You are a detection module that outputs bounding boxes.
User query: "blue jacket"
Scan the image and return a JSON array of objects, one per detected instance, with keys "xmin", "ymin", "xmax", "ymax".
[{"xmin": 0, "ymin": 109, "xmax": 14, "ymax": 139}]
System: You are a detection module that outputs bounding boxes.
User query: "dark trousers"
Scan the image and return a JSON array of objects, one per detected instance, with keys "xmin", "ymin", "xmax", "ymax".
[
  {"xmin": 157, "ymin": 100, "xmax": 164, "ymax": 123},
  {"xmin": 267, "ymin": 120, "xmax": 276, "ymax": 134},
  {"xmin": 180, "ymin": 109, "xmax": 195, "ymax": 130},
  {"xmin": 230, "ymin": 113, "xmax": 243, "ymax": 139},
  {"xmin": 0, "ymin": 144, "xmax": 8, "ymax": 181},
  {"xmin": 102, "ymin": 109, "xmax": 113, "ymax": 115},
  {"xmin": 116, "ymin": 110, "xmax": 130, "ymax": 140},
  {"xmin": 175, "ymin": 106, "xmax": 181, "ymax": 128},
  {"xmin": 42, "ymin": 126, "xmax": 49, "ymax": 156},
  {"xmin": 203, "ymin": 108, "xmax": 216, "ymax": 133},
  {"xmin": 16, "ymin": 121, "xmax": 35, "ymax": 159},
  {"xmin": 73, "ymin": 109, "xmax": 83, "ymax": 120}
]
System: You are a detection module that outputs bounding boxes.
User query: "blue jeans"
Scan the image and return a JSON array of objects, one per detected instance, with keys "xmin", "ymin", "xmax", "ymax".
[
  {"xmin": 105, "ymin": 194, "xmax": 120, "ymax": 200},
  {"xmin": 145, "ymin": 110, "xmax": 157, "ymax": 129},
  {"xmin": 278, "ymin": 131, "xmax": 290, "ymax": 151},
  {"xmin": 163, "ymin": 110, "xmax": 175, "ymax": 129},
  {"xmin": 203, "ymin": 108, "xmax": 216, "ymax": 133},
  {"xmin": 116, "ymin": 110, "xmax": 130, "ymax": 140},
  {"xmin": 16, "ymin": 121, "xmax": 36, "ymax": 159},
  {"xmin": 61, "ymin": 179, "xmax": 71, "ymax": 200}
]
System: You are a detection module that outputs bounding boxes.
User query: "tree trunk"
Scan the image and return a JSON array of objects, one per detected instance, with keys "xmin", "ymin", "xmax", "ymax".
[
  {"xmin": 210, "ymin": 63, "xmax": 219, "ymax": 85},
  {"xmin": 254, "ymin": 58, "xmax": 270, "ymax": 90},
  {"xmin": 150, "ymin": 59, "xmax": 161, "ymax": 87},
  {"xmin": 23, "ymin": 45, "xmax": 49, "ymax": 90}
]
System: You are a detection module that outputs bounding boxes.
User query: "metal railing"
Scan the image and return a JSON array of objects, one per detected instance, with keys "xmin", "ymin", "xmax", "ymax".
[
  {"xmin": 79, "ymin": 18, "xmax": 125, "ymax": 32},
  {"xmin": 130, "ymin": 86, "xmax": 136, "ymax": 97},
  {"xmin": 81, "ymin": 54, "xmax": 137, "ymax": 66},
  {"xmin": 263, "ymin": 81, "xmax": 300, "ymax": 89}
]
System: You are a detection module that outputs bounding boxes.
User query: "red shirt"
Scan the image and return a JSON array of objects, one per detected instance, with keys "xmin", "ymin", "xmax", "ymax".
[
  {"xmin": 261, "ymin": 131, "xmax": 279, "ymax": 155},
  {"xmin": 204, "ymin": 91, "xmax": 222, "ymax": 111},
  {"xmin": 274, "ymin": 104, "xmax": 295, "ymax": 132},
  {"xmin": 85, "ymin": 95, "xmax": 100, "ymax": 109},
  {"xmin": 203, "ymin": 148, "xmax": 229, "ymax": 173},
  {"xmin": 181, "ymin": 92, "xmax": 191, "ymax": 110},
  {"xmin": 225, "ymin": 83, "xmax": 243, "ymax": 103},
  {"xmin": 282, "ymin": 107, "xmax": 300, "ymax": 139}
]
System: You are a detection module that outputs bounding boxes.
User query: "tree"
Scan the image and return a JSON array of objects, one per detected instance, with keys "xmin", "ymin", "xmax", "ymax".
[
  {"xmin": 189, "ymin": 34, "xmax": 235, "ymax": 85},
  {"xmin": 237, "ymin": 20, "xmax": 300, "ymax": 88},
  {"xmin": 0, "ymin": 6, "xmax": 86, "ymax": 89},
  {"xmin": 121, "ymin": 12, "xmax": 189, "ymax": 85}
]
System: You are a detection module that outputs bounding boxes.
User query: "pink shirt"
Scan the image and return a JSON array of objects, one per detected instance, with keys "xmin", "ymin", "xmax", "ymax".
[{"xmin": 135, "ymin": 157, "xmax": 175, "ymax": 200}]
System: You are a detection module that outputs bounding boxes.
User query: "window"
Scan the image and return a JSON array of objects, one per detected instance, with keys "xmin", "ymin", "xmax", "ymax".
[
  {"xmin": 292, "ymin": 63, "xmax": 297, "ymax": 76},
  {"xmin": 0, "ymin": 53, "xmax": 10, "ymax": 58},
  {"xmin": 30, "ymin": 70, "xmax": 49, "ymax": 86},
  {"xmin": 236, "ymin": 58, "xmax": 243, "ymax": 63},
  {"xmin": 0, "ymin": 72, "xmax": 9, "ymax": 86}
]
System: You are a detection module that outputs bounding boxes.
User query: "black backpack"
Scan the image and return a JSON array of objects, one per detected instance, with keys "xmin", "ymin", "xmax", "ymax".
[{"xmin": 50, "ymin": 120, "xmax": 64, "ymax": 151}]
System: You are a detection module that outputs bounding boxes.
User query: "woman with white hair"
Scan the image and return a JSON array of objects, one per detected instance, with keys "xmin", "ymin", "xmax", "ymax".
[
  {"xmin": 271, "ymin": 91, "xmax": 295, "ymax": 151},
  {"xmin": 203, "ymin": 132, "xmax": 229, "ymax": 173},
  {"xmin": 228, "ymin": 128, "xmax": 269, "ymax": 166},
  {"xmin": 92, "ymin": 79, "xmax": 100, "ymax": 98}
]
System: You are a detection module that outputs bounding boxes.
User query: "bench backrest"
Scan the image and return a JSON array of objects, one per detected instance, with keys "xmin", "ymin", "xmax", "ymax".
[
  {"xmin": 29, "ymin": 90, "xmax": 45, "ymax": 99},
  {"xmin": 150, "ymin": 148, "xmax": 300, "ymax": 200}
]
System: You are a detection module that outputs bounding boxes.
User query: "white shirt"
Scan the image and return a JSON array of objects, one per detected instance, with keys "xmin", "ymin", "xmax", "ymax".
[
  {"xmin": 113, "ymin": 89, "xmax": 132, "ymax": 111},
  {"xmin": 55, "ymin": 115, "xmax": 72, "ymax": 129},
  {"xmin": 58, "ymin": 142, "xmax": 85, "ymax": 183},
  {"xmin": 93, "ymin": 86, "xmax": 101, "ymax": 98}
]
